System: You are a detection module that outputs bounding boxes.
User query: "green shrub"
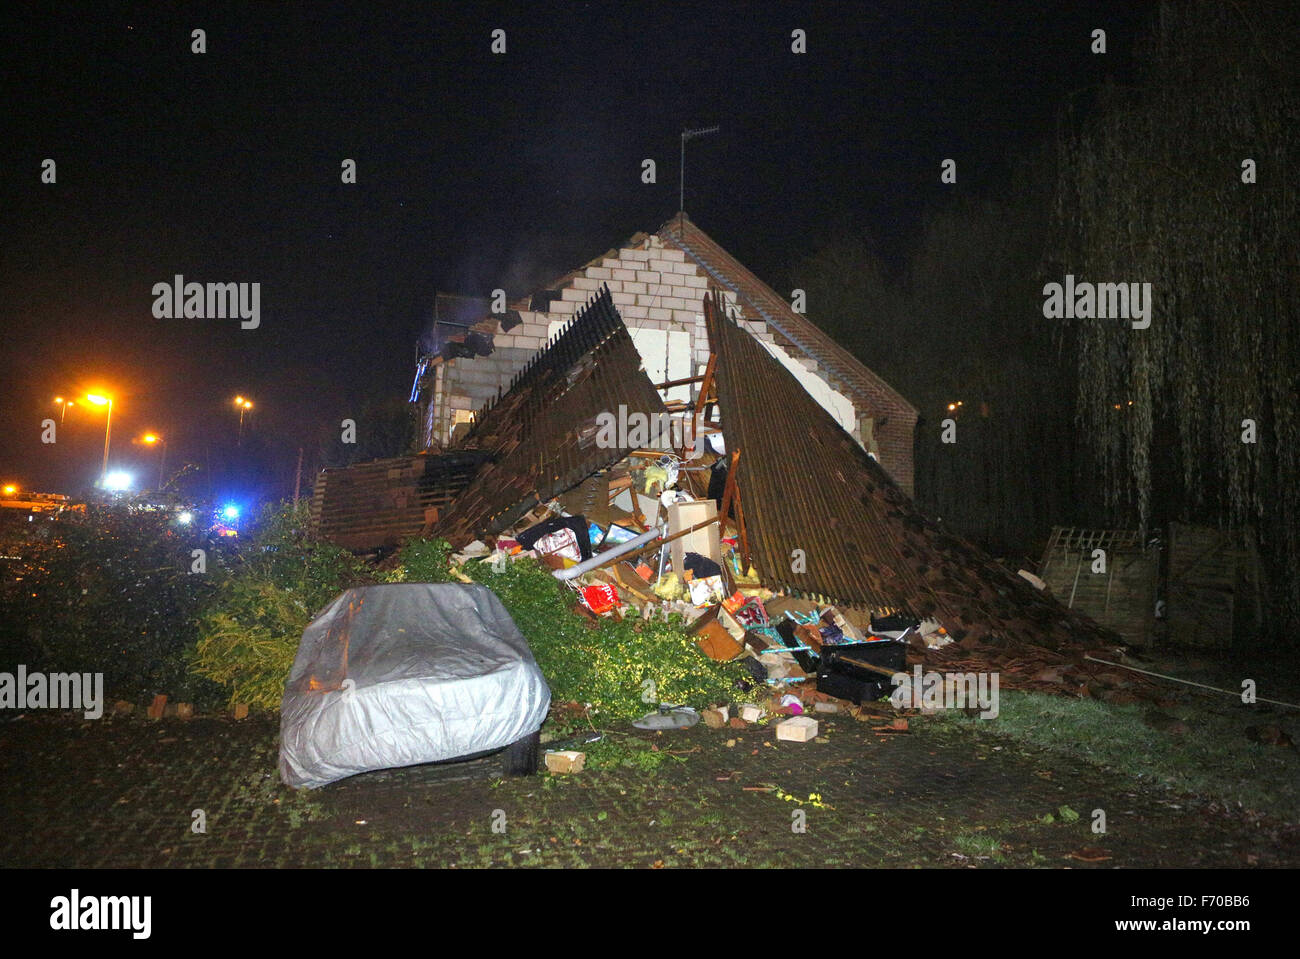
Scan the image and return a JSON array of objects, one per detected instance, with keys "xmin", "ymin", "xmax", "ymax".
[
  {"xmin": 191, "ymin": 524, "xmax": 740, "ymax": 719},
  {"xmin": 0, "ymin": 503, "xmax": 225, "ymax": 704},
  {"xmin": 192, "ymin": 502, "xmax": 368, "ymax": 709},
  {"xmin": 382, "ymin": 536, "xmax": 453, "ymax": 583},
  {"xmin": 461, "ymin": 557, "xmax": 740, "ymax": 721}
]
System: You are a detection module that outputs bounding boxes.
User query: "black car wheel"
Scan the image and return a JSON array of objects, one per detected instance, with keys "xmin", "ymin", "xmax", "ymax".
[{"xmin": 501, "ymin": 729, "xmax": 540, "ymax": 776}]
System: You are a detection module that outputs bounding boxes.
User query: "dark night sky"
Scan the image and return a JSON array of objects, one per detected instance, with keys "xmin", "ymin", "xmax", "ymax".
[{"xmin": 0, "ymin": 1, "xmax": 1145, "ymax": 499}]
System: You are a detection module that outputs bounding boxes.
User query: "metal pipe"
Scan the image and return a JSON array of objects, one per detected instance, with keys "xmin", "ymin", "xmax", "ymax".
[{"xmin": 553, "ymin": 526, "xmax": 663, "ymax": 581}]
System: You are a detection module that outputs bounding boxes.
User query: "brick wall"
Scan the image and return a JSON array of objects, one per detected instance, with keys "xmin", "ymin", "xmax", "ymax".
[{"xmin": 875, "ymin": 412, "xmax": 917, "ymax": 496}]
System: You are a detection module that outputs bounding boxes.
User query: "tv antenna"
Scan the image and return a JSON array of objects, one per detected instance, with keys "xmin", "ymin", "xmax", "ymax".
[{"xmin": 680, "ymin": 125, "xmax": 720, "ymax": 233}]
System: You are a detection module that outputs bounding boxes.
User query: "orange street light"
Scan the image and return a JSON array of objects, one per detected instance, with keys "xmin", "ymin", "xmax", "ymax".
[
  {"xmin": 84, "ymin": 393, "xmax": 114, "ymax": 483},
  {"xmin": 233, "ymin": 396, "xmax": 254, "ymax": 444},
  {"xmin": 53, "ymin": 396, "xmax": 76, "ymax": 424},
  {"xmin": 2, "ymin": 484, "xmax": 17, "ymax": 496},
  {"xmin": 140, "ymin": 433, "xmax": 167, "ymax": 488}
]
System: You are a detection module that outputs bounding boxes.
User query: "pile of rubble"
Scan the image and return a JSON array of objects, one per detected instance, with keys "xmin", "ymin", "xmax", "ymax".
[{"xmin": 428, "ymin": 287, "xmax": 1138, "ymax": 708}]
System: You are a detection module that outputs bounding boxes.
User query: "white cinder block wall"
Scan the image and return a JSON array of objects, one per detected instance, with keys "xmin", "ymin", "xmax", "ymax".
[{"xmin": 436, "ymin": 233, "xmax": 854, "ymax": 445}]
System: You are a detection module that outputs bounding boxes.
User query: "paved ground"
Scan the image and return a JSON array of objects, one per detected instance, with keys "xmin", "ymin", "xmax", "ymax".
[{"xmin": 2, "ymin": 707, "xmax": 1297, "ymax": 868}]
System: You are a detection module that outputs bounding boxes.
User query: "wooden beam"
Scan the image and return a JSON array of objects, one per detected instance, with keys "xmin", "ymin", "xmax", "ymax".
[
  {"xmin": 734, "ymin": 478, "xmax": 751, "ymax": 574},
  {"xmin": 690, "ymin": 353, "xmax": 718, "ymax": 456},
  {"xmin": 655, "ymin": 373, "xmax": 707, "ymax": 390},
  {"xmin": 718, "ymin": 449, "xmax": 740, "ymax": 533}
]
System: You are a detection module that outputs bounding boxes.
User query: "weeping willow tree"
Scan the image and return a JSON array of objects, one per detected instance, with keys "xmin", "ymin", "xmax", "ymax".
[{"xmin": 1053, "ymin": 1, "xmax": 1299, "ymax": 637}]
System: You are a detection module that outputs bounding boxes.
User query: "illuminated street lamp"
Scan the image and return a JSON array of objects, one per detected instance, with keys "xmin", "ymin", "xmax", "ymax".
[
  {"xmin": 2, "ymin": 484, "xmax": 17, "ymax": 497},
  {"xmin": 53, "ymin": 396, "xmax": 75, "ymax": 424},
  {"xmin": 233, "ymin": 396, "xmax": 254, "ymax": 445},
  {"xmin": 103, "ymin": 471, "xmax": 134, "ymax": 492},
  {"xmin": 141, "ymin": 432, "xmax": 167, "ymax": 489},
  {"xmin": 84, "ymin": 393, "xmax": 114, "ymax": 484}
]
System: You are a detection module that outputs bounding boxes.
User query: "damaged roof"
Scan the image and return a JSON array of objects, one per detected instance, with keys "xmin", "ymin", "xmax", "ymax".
[
  {"xmin": 703, "ymin": 291, "xmax": 1111, "ymax": 648},
  {"xmin": 432, "ymin": 285, "xmax": 667, "ymax": 546},
  {"xmin": 659, "ymin": 212, "xmax": 917, "ymax": 420},
  {"xmin": 310, "ymin": 450, "xmax": 491, "ymax": 551}
]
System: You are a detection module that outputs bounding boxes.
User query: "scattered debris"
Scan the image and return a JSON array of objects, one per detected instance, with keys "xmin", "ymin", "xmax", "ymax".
[
  {"xmin": 544, "ymin": 750, "xmax": 587, "ymax": 774},
  {"xmin": 701, "ymin": 706, "xmax": 730, "ymax": 729},
  {"xmin": 309, "ymin": 285, "xmax": 1193, "ymax": 778},
  {"xmin": 632, "ymin": 706, "xmax": 700, "ymax": 730},
  {"xmin": 739, "ymin": 704, "xmax": 765, "ymax": 723},
  {"xmin": 775, "ymin": 716, "xmax": 819, "ymax": 742}
]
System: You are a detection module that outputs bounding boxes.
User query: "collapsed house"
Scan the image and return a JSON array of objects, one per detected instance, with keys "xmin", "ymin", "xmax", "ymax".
[
  {"xmin": 315, "ymin": 273, "xmax": 1123, "ymax": 712},
  {"xmin": 410, "ymin": 212, "xmax": 919, "ymax": 496},
  {"xmin": 406, "ymin": 286, "xmax": 1114, "ymax": 650}
]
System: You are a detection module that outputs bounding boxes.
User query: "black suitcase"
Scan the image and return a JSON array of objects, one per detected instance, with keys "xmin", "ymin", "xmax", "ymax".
[{"xmin": 816, "ymin": 638, "xmax": 908, "ymax": 705}]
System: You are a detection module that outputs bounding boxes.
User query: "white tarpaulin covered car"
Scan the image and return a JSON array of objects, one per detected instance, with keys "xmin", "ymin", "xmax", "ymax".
[{"xmin": 279, "ymin": 582, "xmax": 551, "ymax": 789}]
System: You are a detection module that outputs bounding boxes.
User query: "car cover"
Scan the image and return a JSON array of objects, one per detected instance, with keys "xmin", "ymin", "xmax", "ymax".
[{"xmin": 279, "ymin": 582, "xmax": 550, "ymax": 788}]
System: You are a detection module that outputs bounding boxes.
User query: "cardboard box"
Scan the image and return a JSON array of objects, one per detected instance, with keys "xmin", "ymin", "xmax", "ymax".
[
  {"xmin": 688, "ymin": 574, "xmax": 726, "ymax": 607},
  {"xmin": 544, "ymin": 750, "xmax": 586, "ymax": 774},
  {"xmin": 795, "ymin": 622, "xmax": 825, "ymax": 652},
  {"xmin": 696, "ymin": 624, "xmax": 744, "ymax": 661},
  {"xmin": 775, "ymin": 716, "xmax": 819, "ymax": 742},
  {"xmin": 667, "ymin": 500, "xmax": 721, "ymax": 574},
  {"xmin": 689, "ymin": 604, "xmax": 747, "ymax": 661},
  {"xmin": 688, "ymin": 604, "xmax": 745, "ymax": 638}
]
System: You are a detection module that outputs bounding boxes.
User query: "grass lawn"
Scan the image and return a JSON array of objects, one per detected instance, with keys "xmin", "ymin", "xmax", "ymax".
[{"xmin": 931, "ymin": 689, "xmax": 1300, "ymax": 821}]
